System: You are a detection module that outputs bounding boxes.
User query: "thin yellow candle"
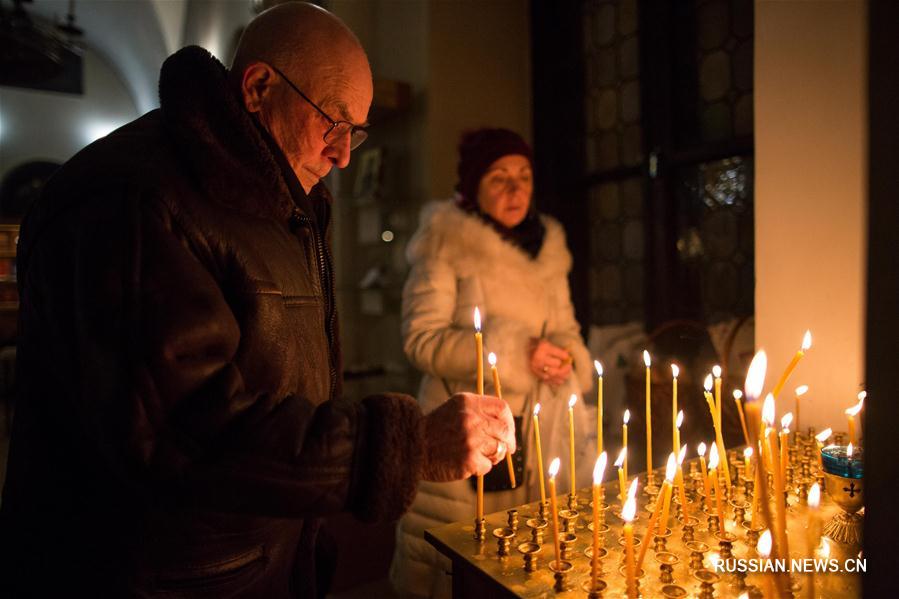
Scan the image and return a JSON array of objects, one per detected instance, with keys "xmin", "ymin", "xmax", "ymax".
[
  {"xmin": 674, "ymin": 410, "xmax": 683, "ymax": 456},
  {"xmin": 568, "ymin": 394, "xmax": 577, "ymax": 496},
  {"xmin": 704, "ymin": 374, "xmax": 731, "ymax": 496},
  {"xmin": 643, "ymin": 350, "xmax": 653, "ymax": 480},
  {"xmin": 675, "ymin": 445, "xmax": 689, "ymax": 519},
  {"xmin": 794, "ymin": 385, "xmax": 809, "ymax": 435},
  {"xmin": 547, "ymin": 458, "xmax": 562, "ymax": 567},
  {"xmin": 698, "ymin": 442, "xmax": 711, "ymax": 512},
  {"xmin": 488, "ymin": 352, "xmax": 516, "ymax": 488},
  {"xmin": 806, "ymin": 483, "xmax": 822, "ymax": 599},
  {"xmin": 473, "ymin": 308, "xmax": 484, "ymax": 523},
  {"xmin": 671, "ymin": 364, "xmax": 679, "ymax": 455},
  {"xmin": 758, "ymin": 530, "xmax": 775, "ymax": 599},
  {"xmin": 637, "ymin": 454, "xmax": 676, "ymax": 572},
  {"xmin": 622, "ymin": 496, "xmax": 638, "ymax": 599},
  {"xmin": 815, "ymin": 428, "xmax": 832, "ymax": 471},
  {"xmin": 533, "ymin": 404, "xmax": 546, "ymax": 504},
  {"xmin": 708, "ymin": 444, "xmax": 725, "ymax": 533},
  {"xmin": 713, "ymin": 364, "xmax": 723, "ymax": 427},
  {"xmin": 772, "ymin": 330, "xmax": 812, "ymax": 399},
  {"xmin": 743, "ymin": 446, "xmax": 753, "ymax": 480},
  {"xmin": 595, "ymin": 360, "xmax": 604, "ymax": 456},
  {"xmin": 622, "ymin": 410, "xmax": 630, "ymax": 486},
  {"xmin": 591, "ymin": 453, "xmax": 608, "ymax": 591},
  {"xmin": 845, "ymin": 392, "xmax": 865, "ymax": 446},
  {"xmin": 734, "ymin": 389, "xmax": 751, "ymax": 447},
  {"xmin": 780, "ymin": 413, "xmax": 792, "ymax": 485},
  {"xmin": 764, "ymin": 394, "xmax": 790, "ymax": 561},
  {"xmin": 615, "ymin": 448, "xmax": 627, "ymax": 503}
]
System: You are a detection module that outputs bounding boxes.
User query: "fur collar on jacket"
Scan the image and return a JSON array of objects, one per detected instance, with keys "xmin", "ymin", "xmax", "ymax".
[{"xmin": 406, "ymin": 200, "xmax": 572, "ymax": 279}]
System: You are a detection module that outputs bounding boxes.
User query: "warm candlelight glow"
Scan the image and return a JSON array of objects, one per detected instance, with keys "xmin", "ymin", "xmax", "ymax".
[
  {"xmin": 623, "ymin": 409, "xmax": 630, "ymax": 424},
  {"xmin": 627, "ymin": 477, "xmax": 639, "ymax": 499},
  {"xmin": 665, "ymin": 452, "xmax": 677, "ymax": 481},
  {"xmin": 594, "ymin": 452, "xmax": 608, "ymax": 485},
  {"xmin": 802, "ymin": 330, "xmax": 812, "ymax": 351},
  {"xmin": 708, "ymin": 442, "xmax": 719, "ymax": 470},
  {"xmin": 622, "ymin": 495, "xmax": 636, "ymax": 521},
  {"xmin": 808, "ymin": 482, "xmax": 820, "ymax": 508},
  {"xmin": 744, "ymin": 350, "xmax": 768, "ymax": 401},
  {"xmin": 759, "ymin": 529, "xmax": 772, "ymax": 557},
  {"xmin": 534, "ymin": 403, "xmax": 541, "ymax": 417},
  {"xmin": 733, "ymin": 389, "xmax": 743, "ymax": 400},
  {"xmin": 845, "ymin": 399, "xmax": 864, "ymax": 417},
  {"xmin": 858, "ymin": 390, "xmax": 867, "ymax": 401},
  {"xmin": 549, "ymin": 457, "xmax": 560, "ymax": 478},
  {"xmin": 547, "ymin": 457, "xmax": 562, "ymax": 568},
  {"xmin": 473, "ymin": 307, "xmax": 481, "ymax": 331},
  {"xmin": 671, "ymin": 364, "xmax": 679, "ymax": 378},
  {"xmin": 594, "ymin": 360, "xmax": 603, "ymax": 376},
  {"xmin": 704, "ymin": 374, "xmax": 713, "ymax": 392},
  {"xmin": 713, "ymin": 365, "xmax": 722, "ymax": 378},
  {"xmin": 762, "ymin": 394, "xmax": 776, "ymax": 427},
  {"xmin": 591, "ymin": 452, "xmax": 607, "ymax": 591},
  {"xmin": 815, "ymin": 428, "xmax": 833, "ymax": 443},
  {"xmin": 678, "ymin": 445, "xmax": 687, "ymax": 465},
  {"xmin": 781, "ymin": 413, "xmax": 793, "ymax": 431},
  {"xmin": 615, "ymin": 448, "xmax": 627, "ymax": 468},
  {"xmin": 698, "ymin": 442, "xmax": 707, "ymax": 457},
  {"xmin": 643, "ymin": 350, "xmax": 651, "ymax": 367},
  {"xmin": 847, "ymin": 443, "xmax": 854, "ymax": 458},
  {"xmin": 676, "ymin": 410, "xmax": 683, "ymax": 429},
  {"xmin": 744, "ymin": 447, "xmax": 753, "ymax": 460},
  {"xmin": 796, "ymin": 385, "xmax": 809, "ymax": 397},
  {"xmin": 819, "ymin": 538, "xmax": 830, "ymax": 559},
  {"xmin": 569, "ymin": 394, "xmax": 577, "ymax": 409},
  {"xmin": 487, "ymin": 352, "xmax": 496, "ymax": 366}
]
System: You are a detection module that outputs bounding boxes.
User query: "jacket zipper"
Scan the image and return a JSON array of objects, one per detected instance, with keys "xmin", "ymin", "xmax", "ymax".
[{"xmin": 292, "ymin": 209, "xmax": 338, "ymax": 402}]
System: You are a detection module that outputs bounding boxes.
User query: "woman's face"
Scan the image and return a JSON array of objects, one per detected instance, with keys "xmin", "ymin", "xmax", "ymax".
[{"xmin": 476, "ymin": 154, "xmax": 533, "ymax": 228}]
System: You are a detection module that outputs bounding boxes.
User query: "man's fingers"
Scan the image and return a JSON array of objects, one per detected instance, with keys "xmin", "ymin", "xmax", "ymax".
[{"xmin": 471, "ymin": 452, "xmax": 494, "ymax": 477}]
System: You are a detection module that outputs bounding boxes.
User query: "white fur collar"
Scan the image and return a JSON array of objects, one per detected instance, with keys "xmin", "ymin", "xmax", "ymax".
[{"xmin": 406, "ymin": 200, "xmax": 572, "ymax": 280}]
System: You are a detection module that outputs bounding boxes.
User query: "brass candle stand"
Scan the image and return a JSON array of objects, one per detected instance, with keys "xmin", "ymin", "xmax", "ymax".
[
  {"xmin": 655, "ymin": 551, "xmax": 680, "ymax": 584},
  {"xmin": 559, "ymin": 532, "xmax": 577, "ymax": 561},
  {"xmin": 693, "ymin": 568, "xmax": 720, "ymax": 599},
  {"xmin": 581, "ymin": 577, "xmax": 608, "ymax": 599},
  {"xmin": 525, "ymin": 517, "xmax": 547, "ymax": 545},
  {"xmin": 680, "ymin": 515, "xmax": 699, "ymax": 543},
  {"xmin": 516, "ymin": 541, "xmax": 541, "ymax": 572},
  {"xmin": 492, "ymin": 527, "xmax": 516, "ymax": 556},
  {"xmin": 473, "ymin": 517, "xmax": 486, "ymax": 542},
  {"xmin": 654, "ymin": 526, "xmax": 673, "ymax": 552},
  {"xmin": 661, "ymin": 583, "xmax": 688, "ymax": 598},
  {"xmin": 686, "ymin": 541, "xmax": 709, "ymax": 571},
  {"xmin": 567, "ymin": 492, "xmax": 578, "ymax": 510},
  {"xmin": 617, "ymin": 564, "xmax": 645, "ymax": 597},
  {"xmin": 559, "ymin": 508, "xmax": 579, "ymax": 534},
  {"xmin": 548, "ymin": 559, "xmax": 573, "ymax": 592},
  {"xmin": 506, "ymin": 508, "xmax": 519, "ymax": 533}
]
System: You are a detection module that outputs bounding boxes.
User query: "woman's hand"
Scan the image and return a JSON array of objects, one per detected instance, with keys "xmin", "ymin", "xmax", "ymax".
[{"xmin": 528, "ymin": 338, "xmax": 572, "ymax": 386}]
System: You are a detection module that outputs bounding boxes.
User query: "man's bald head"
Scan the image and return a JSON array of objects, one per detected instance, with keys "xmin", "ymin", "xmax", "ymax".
[{"xmin": 232, "ymin": 2, "xmax": 371, "ymax": 91}]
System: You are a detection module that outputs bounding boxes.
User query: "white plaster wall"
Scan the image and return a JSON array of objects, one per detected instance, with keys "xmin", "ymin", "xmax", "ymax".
[{"xmin": 754, "ymin": 0, "xmax": 867, "ymax": 433}]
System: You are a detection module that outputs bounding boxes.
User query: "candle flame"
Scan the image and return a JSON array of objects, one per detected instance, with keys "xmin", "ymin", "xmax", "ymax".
[
  {"xmin": 708, "ymin": 443, "xmax": 719, "ymax": 470},
  {"xmin": 487, "ymin": 352, "xmax": 497, "ymax": 366},
  {"xmin": 758, "ymin": 530, "xmax": 772, "ymax": 557},
  {"xmin": 671, "ymin": 363, "xmax": 679, "ymax": 378},
  {"xmin": 665, "ymin": 453, "xmax": 677, "ymax": 481},
  {"xmin": 676, "ymin": 410, "xmax": 684, "ymax": 429},
  {"xmin": 569, "ymin": 394, "xmax": 577, "ymax": 409},
  {"xmin": 614, "ymin": 448, "xmax": 627, "ymax": 468},
  {"xmin": 762, "ymin": 394, "xmax": 775, "ymax": 426},
  {"xmin": 643, "ymin": 350, "xmax": 651, "ymax": 367},
  {"xmin": 706, "ymin": 551, "xmax": 720, "ymax": 570},
  {"xmin": 627, "ymin": 477, "xmax": 639, "ymax": 499},
  {"xmin": 678, "ymin": 445, "xmax": 687, "ymax": 465},
  {"xmin": 473, "ymin": 307, "xmax": 481, "ymax": 331},
  {"xmin": 845, "ymin": 397, "xmax": 864, "ymax": 416},
  {"xmin": 743, "ymin": 447, "xmax": 753, "ymax": 459},
  {"xmin": 801, "ymin": 330, "xmax": 812, "ymax": 351},
  {"xmin": 738, "ymin": 593, "xmax": 749, "ymax": 599},
  {"xmin": 808, "ymin": 482, "xmax": 820, "ymax": 508},
  {"xmin": 781, "ymin": 413, "xmax": 793, "ymax": 430},
  {"xmin": 744, "ymin": 350, "xmax": 768, "ymax": 401},
  {"xmin": 795, "ymin": 385, "xmax": 809, "ymax": 397},
  {"xmin": 594, "ymin": 359, "xmax": 603, "ymax": 376},
  {"xmin": 703, "ymin": 374, "xmax": 713, "ymax": 392},
  {"xmin": 623, "ymin": 409, "xmax": 630, "ymax": 424},
  {"xmin": 733, "ymin": 389, "xmax": 743, "ymax": 400},
  {"xmin": 698, "ymin": 442, "xmax": 707, "ymax": 457},
  {"xmin": 819, "ymin": 538, "xmax": 830, "ymax": 559},
  {"xmin": 847, "ymin": 443, "xmax": 853, "ymax": 458},
  {"xmin": 858, "ymin": 390, "xmax": 867, "ymax": 401},
  {"xmin": 593, "ymin": 452, "xmax": 608, "ymax": 485},
  {"xmin": 548, "ymin": 457, "xmax": 561, "ymax": 478},
  {"xmin": 533, "ymin": 403, "xmax": 541, "ymax": 417},
  {"xmin": 713, "ymin": 365, "xmax": 722, "ymax": 378},
  {"xmin": 815, "ymin": 428, "xmax": 833, "ymax": 443},
  {"xmin": 622, "ymin": 496, "xmax": 636, "ymax": 522}
]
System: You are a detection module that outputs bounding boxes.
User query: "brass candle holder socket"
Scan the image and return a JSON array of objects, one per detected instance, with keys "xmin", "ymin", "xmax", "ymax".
[
  {"xmin": 559, "ymin": 532, "xmax": 577, "ymax": 561},
  {"xmin": 655, "ymin": 551, "xmax": 680, "ymax": 584},
  {"xmin": 680, "ymin": 515, "xmax": 699, "ymax": 543},
  {"xmin": 559, "ymin": 508, "xmax": 579, "ymax": 534},
  {"xmin": 473, "ymin": 517, "xmax": 486, "ymax": 542},
  {"xmin": 617, "ymin": 535, "xmax": 642, "ymax": 563},
  {"xmin": 685, "ymin": 541, "xmax": 709, "ymax": 571},
  {"xmin": 506, "ymin": 508, "xmax": 519, "ymax": 533},
  {"xmin": 715, "ymin": 531, "xmax": 737, "ymax": 560},
  {"xmin": 516, "ymin": 541, "xmax": 541, "ymax": 572},
  {"xmin": 584, "ymin": 545, "xmax": 608, "ymax": 578},
  {"xmin": 653, "ymin": 526, "xmax": 672, "ymax": 552},
  {"xmin": 661, "ymin": 584, "xmax": 688, "ymax": 598},
  {"xmin": 581, "ymin": 578, "xmax": 608, "ymax": 599},
  {"xmin": 567, "ymin": 492, "xmax": 578, "ymax": 510},
  {"xmin": 492, "ymin": 527, "xmax": 516, "ymax": 557},
  {"xmin": 617, "ymin": 564, "xmax": 645, "ymax": 596},
  {"xmin": 693, "ymin": 568, "xmax": 720, "ymax": 599},
  {"xmin": 525, "ymin": 517, "xmax": 547, "ymax": 545},
  {"xmin": 549, "ymin": 559, "xmax": 574, "ymax": 592}
]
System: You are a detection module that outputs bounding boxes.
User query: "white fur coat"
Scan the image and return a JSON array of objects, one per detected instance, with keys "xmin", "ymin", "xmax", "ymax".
[{"xmin": 390, "ymin": 201, "xmax": 596, "ymax": 598}]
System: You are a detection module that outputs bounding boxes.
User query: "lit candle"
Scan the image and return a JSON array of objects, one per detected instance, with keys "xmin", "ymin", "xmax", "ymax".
[
  {"xmin": 698, "ymin": 442, "xmax": 711, "ymax": 512},
  {"xmin": 845, "ymin": 391, "xmax": 865, "ymax": 446},
  {"xmin": 713, "ymin": 364, "xmax": 723, "ymax": 427},
  {"xmin": 622, "ymin": 410, "xmax": 630, "ymax": 487},
  {"xmin": 806, "ymin": 483, "xmax": 821, "ymax": 599},
  {"xmin": 734, "ymin": 389, "xmax": 751, "ymax": 447},
  {"xmin": 533, "ymin": 404, "xmax": 546, "ymax": 504},
  {"xmin": 743, "ymin": 446, "xmax": 753, "ymax": 480},
  {"xmin": 644, "ymin": 350, "xmax": 653, "ymax": 479},
  {"xmin": 780, "ymin": 413, "xmax": 793, "ymax": 485},
  {"xmin": 794, "ymin": 385, "xmax": 809, "ymax": 435},
  {"xmin": 744, "ymin": 352, "xmax": 776, "ymax": 543},
  {"xmin": 704, "ymin": 374, "xmax": 731, "ymax": 496},
  {"xmin": 591, "ymin": 453, "xmax": 608, "ymax": 591},
  {"xmin": 595, "ymin": 360, "xmax": 604, "ymax": 456},
  {"xmin": 709, "ymin": 443, "xmax": 725, "ymax": 533},
  {"xmin": 488, "ymin": 352, "xmax": 516, "ymax": 488},
  {"xmin": 675, "ymin": 445, "xmax": 689, "ymax": 520},
  {"xmin": 764, "ymin": 394, "xmax": 790, "ymax": 561},
  {"xmin": 772, "ymin": 330, "xmax": 812, "ymax": 399},
  {"xmin": 622, "ymin": 496, "xmax": 638, "ymax": 599},
  {"xmin": 671, "ymin": 364, "xmax": 680, "ymax": 455},
  {"xmin": 847, "ymin": 443, "xmax": 855, "ymax": 477},
  {"xmin": 674, "ymin": 410, "xmax": 683, "ymax": 457},
  {"xmin": 474, "ymin": 308, "xmax": 484, "ymax": 523},
  {"xmin": 758, "ymin": 529, "xmax": 775, "ymax": 599},
  {"xmin": 637, "ymin": 453, "xmax": 676, "ymax": 572},
  {"xmin": 568, "ymin": 394, "xmax": 578, "ymax": 496},
  {"xmin": 615, "ymin": 448, "xmax": 627, "ymax": 504},
  {"xmin": 815, "ymin": 428, "xmax": 833, "ymax": 470},
  {"xmin": 547, "ymin": 458, "xmax": 562, "ymax": 567}
]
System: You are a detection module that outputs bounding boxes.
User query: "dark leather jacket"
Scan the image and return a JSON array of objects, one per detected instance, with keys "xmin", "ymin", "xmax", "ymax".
[{"xmin": 0, "ymin": 46, "xmax": 423, "ymax": 598}]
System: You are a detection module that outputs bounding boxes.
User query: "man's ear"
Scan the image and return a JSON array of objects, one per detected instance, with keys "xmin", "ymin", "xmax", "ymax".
[{"xmin": 240, "ymin": 63, "xmax": 275, "ymax": 113}]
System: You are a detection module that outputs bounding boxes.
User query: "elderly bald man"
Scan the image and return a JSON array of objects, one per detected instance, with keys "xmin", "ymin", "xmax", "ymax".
[{"xmin": 0, "ymin": 3, "xmax": 515, "ymax": 597}]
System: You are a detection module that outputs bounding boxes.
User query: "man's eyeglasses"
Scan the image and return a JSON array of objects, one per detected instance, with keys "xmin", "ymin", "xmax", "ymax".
[{"xmin": 269, "ymin": 64, "xmax": 368, "ymax": 151}]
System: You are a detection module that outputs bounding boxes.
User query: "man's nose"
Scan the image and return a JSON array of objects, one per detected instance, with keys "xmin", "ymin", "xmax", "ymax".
[{"xmin": 326, "ymin": 133, "xmax": 352, "ymax": 169}]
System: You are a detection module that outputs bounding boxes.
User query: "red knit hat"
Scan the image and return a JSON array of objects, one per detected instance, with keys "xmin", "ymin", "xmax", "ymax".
[{"xmin": 456, "ymin": 128, "xmax": 533, "ymax": 209}]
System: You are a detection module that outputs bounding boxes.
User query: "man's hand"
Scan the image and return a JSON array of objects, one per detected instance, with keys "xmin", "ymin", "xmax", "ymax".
[
  {"xmin": 420, "ymin": 393, "xmax": 516, "ymax": 482},
  {"xmin": 528, "ymin": 338, "xmax": 572, "ymax": 386}
]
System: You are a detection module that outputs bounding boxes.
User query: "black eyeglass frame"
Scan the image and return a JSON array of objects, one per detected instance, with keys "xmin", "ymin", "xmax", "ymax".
[{"xmin": 269, "ymin": 64, "xmax": 368, "ymax": 150}]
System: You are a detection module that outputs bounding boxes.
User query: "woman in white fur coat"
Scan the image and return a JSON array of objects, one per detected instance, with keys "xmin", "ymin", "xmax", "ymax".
[{"xmin": 390, "ymin": 129, "xmax": 596, "ymax": 598}]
